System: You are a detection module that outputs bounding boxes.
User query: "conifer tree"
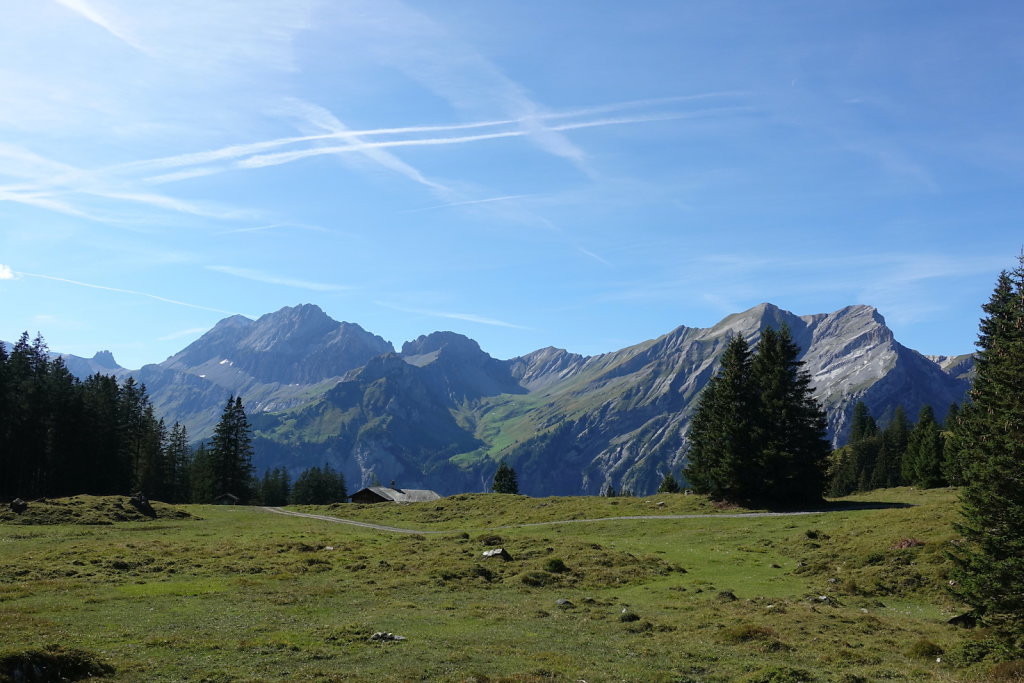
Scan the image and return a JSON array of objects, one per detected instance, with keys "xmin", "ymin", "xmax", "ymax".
[
  {"xmin": 902, "ymin": 405, "xmax": 945, "ymax": 488},
  {"xmin": 685, "ymin": 335, "xmax": 756, "ymax": 501},
  {"xmin": 163, "ymin": 422, "xmax": 193, "ymax": 503},
  {"xmin": 871, "ymin": 406, "xmax": 909, "ymax": 489},
  {"xmin": 949, "ymin": 256, "xmax": 1024, "ymax": 649},
  {"xmin": 849, "ymin": 401, "xmax": 878, "ymax": 443},
  {"xmin": 189, "ymin": 443, "xmax": 215, "ymax": 503},
  {"xmin": 209, "ymin": 396, "xmax": 255, "ymax": 502},
  {"xmin": 491, "ymin": 461, "xmax": 519, "ymax": 494},
  {"xmin": 941, "ymin": 402, "xmax": 967, "ymax": 486},
  {"xmin": 260, "ymin": 467, "xmax": 291, "ymax": 506},
  {"xmin": 750, "ymin": 326, "xmax": 831, "ymax": 506},
  {"xmin": 657, "ymin": 472, "xmax": 681, "ymax": 493},
  {"xmin": 291, "ymin": 464, "xmax": 346, "ymax": 504}
]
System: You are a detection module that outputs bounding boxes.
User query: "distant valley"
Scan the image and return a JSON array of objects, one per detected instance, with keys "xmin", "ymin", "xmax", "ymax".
[{"xmin": 29, "ymin": 302, "xmax": 972, "ymax": 496}]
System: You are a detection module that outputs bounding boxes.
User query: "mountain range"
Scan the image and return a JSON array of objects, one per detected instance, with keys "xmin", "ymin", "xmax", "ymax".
[{"xmin": 30, "ymin": 302, "xmax": 973, "ymax": 496}]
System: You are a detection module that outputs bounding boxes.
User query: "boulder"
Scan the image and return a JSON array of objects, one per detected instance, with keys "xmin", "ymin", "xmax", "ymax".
[
  {"xmin": 482, "ymin": 548, "xmax": 512, "ymax": 561},
  {"xmin": 128, "ymin": 493, "xmax": 156, "ymax": 518},
  {"xmin": 9, "ymin": 498, "xmax": 27, "ymax": 514}
]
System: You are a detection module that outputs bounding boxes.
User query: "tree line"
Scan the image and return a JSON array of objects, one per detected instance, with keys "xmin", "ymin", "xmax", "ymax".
[
  {"xmin": 826, "ymin": 400, "xmax": 965, "ymax": 496},
  {"xmin": 0, "ymin": 333, "xmax": 191, "ymax": 502},
  {"xmin": 0, "ymin": 334, "xmax": 346, "ymax": 505}
]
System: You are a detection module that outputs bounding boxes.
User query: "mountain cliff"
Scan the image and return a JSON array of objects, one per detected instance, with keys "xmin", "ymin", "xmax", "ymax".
[{"xmin": 44, "ymin": 302, "xmax": 971, "ymax": 496}]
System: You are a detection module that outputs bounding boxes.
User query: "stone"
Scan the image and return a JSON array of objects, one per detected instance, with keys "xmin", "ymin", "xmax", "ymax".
[
  {"xmin": 482, "ymin": 548, "xmax": 512, "ymax": 561},
  {"xmin": 128, "ymin": 493, "xmax": 156, "ymax": 518},
  {"xmin": 715, "ymin": 590, "xmax": 738, "ymax": 602},
  {"xmin": 10, "ymin": 498, "xmax": 27, "ymax": 514},
  {"xmin": 555, "ymin": 599, "xmax": 574, "ymax": 608},
  {"xmin": 369, "ymin": 632, "xmax": 407, "ymax": 642},
  {"xmin": 947, "ymin": 612, "xmax": 977, "ymax": 629}
]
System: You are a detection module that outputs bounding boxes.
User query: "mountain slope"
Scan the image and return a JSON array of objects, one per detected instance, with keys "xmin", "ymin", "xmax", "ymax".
[
  {"xmin": 239, "ymin": 303, "xmax": 969, "ymax": 495},
  {"xmin": 132, "ymin": 305, "xmax": 393, "ymax": 438},
  {"xmin": 40, "ymin": 302, "xmax": 971, "ymax": 496}
]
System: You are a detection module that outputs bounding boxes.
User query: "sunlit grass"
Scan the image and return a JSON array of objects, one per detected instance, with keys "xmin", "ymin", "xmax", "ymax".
[{"xmin": 0, "ymin": 488, "xmax": 998, "ymax": 681}]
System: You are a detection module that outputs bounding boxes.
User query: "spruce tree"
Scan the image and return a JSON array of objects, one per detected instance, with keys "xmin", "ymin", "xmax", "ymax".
[
  {"xmin": 491, "ymin": 461, "xmax": 519, "ymax": 494},
  {"xmin": 941, "ymin": 402, "xmax": 967, "ymax": 486},
  {"xmin": 657, "ymin": 472, "xmax": 681, "ymax": 493},
  {"xmin": 902, "ymin": 405, "xmax": 945, "ymax": 488},
  {"xmin": 163, "ymin": 422, "xmax": 192, "ymax": 503},
  {"xmin": 871, "ymin": 406, "xmax": 910, "ymax": 489},
  {"xmin": 750, "ymin": 326, "xmax": 830, "ymax": 506},
  {"xmin": 209, "ymin": 396, "xmax": 255, "ymax": 502},
  {"xmin": 949, "ymin": 256, "xmax": 1024, "ymax": 649},
  {"xmin": 684, "ymin": 335, "xmax": 757, "ymax": 501}
]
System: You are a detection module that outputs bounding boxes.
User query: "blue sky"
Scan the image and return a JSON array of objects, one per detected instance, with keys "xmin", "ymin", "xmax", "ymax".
[{"xmin": 1, "ymin": 1, "xmax": 1021, "ymax": 369}]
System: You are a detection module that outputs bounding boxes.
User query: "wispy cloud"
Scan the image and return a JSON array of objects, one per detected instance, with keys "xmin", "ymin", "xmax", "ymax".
[
  {"xmin": 15, "ymin": 269, "xmax": 241, "ymax": 314},
  {"xmin": 281, "ymin": 99, "xmax": 450, "ymax": 195},
  {"xmin": 0, "ymin": 264, "xmax": 15, "ymax": 280},
  {"xmin": 54, "ymin": 0, "xmax": 150, "ymax": 54},
  {"xmin": 375, "ymin": 301, "xmax": 530, "ymax": 329},
  {"xmin": 236, "ymin": 110, "xmax": 735, "ymax": 172},
  {"xmin": 402, "ymin": 194, "xmax": 536, "ymax": 213},
  {"xmin": 217, "ymin": 222, "xmax": 330, "ymax": 235},
  {"xmin": 207, "ymin": 265, "xmax": 355, "ymax": 292}
]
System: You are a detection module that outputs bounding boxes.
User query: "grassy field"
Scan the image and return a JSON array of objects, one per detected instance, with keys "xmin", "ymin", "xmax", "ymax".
[{"xmin": 0, "ymin": 488, "xmax": 1015, "ymax": 682}]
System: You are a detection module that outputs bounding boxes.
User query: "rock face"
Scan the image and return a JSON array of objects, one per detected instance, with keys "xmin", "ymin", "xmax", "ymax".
[
  {"xmin": 108, "ymin": 304, "xmax": 392, "ymax": 438},
  {"xmin": 51, "ymin": 302, "xmax": 971, "ymax": 496}
]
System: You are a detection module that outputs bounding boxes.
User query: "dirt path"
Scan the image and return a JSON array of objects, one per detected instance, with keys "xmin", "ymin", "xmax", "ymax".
[{"xmin": 262, "ymin": 506, "xmax": 826, "ymax": 534}]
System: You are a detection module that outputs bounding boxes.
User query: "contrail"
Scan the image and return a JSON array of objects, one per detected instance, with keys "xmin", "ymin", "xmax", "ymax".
[{"xmin": 17, "ymin": 270, "xmax": 243, "ymax": 315}]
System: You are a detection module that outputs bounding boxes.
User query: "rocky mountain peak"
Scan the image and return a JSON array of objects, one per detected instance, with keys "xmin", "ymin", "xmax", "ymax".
[
  {"xmin": 401, "ymin": 331, "xmax": 484, "ymax": 359},
  {"xmin": 163, "ymin": 304, "xmax": 393, "ymax": 386},
  {"xmin": 90, "ymin": 350, "xmax": 120, "ymax": 369}
]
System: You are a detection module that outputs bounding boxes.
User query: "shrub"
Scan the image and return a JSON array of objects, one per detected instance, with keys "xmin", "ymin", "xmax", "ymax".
[
  {"xmin": 906, "ymin": 638, "xmax": 943, "ymax": 658},
  {"xmin": 543, "ymin": 558, "xmax": 569, "ymax": 574},
  {"xmin": 518, "ymin": 571, "xmax": 553, "ymax": 587}
]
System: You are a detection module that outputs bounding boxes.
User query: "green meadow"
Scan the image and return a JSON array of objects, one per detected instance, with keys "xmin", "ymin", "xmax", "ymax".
[{"xmin": 0, "ymin": 489, "xmax": 1012, "ymax": 682}]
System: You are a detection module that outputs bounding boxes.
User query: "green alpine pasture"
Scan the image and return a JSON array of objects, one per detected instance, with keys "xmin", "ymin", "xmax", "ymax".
[{"xmin": 0, "ymin": 489, "xmax": 1011, "ymax": 682}]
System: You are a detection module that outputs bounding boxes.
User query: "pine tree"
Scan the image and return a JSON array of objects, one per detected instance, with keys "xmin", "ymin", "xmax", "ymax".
[
  {"xmin": 871, "ymin": 406, "xmax": 910, "ymax": 489},
  {"xmin": 260, "ymin": 467, "xmax": 291, "ymax": 506},
  {"xmin": 684, "ymin": 335, "xmax": 756, "ymax": 501},
  {"xmin": 686, "ymin": 328, "xmax": 830, "ymax": 506},
  {"xmin": 849, "ymin": 401, "xmax": 878, "ymax": 443},
  {"xmin": 902, "ymin": 405, "xmax": 945, "ymax": 488},
  {"xmin": 491, "ymin": 461, "xmax": 519, "ymax": 494},
  {"xmin": 209, "ymin": 396, "xmax": 255, "ymax": 502},
  {"xmin": 189, "ymin": 443, "xmax": 215, "ymax": 503},
  {"xmin": 949, "ymin": 256, "xmax": 1024, "ymax": 649},
  {"xmin": 291, "ymin": 464, "xmax": 347, "ymax": 504},
  {"xmin": 750, "ymin": 326, "xmax": 831, "ymax": 506},
  {"xmin": 941, "ymin": 402, "xmax": 967, "ymax": 486},
  {"xmin": 657, "ymin": 472, "xmax": 681, "ymax": 493},
  {"xmin": 163, "ymin": 422, "xmax": 193, "ymax": 503}
]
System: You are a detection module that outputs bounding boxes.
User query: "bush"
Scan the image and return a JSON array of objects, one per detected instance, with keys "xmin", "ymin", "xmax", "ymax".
[
  {"xmin": 543, "ymin": 558, "xmax": 569, "ymax": 574},
  {"xmin": 518, "ymin": 571, "xmax": 554, "ymax": 587},
  {"xmin": 906, "ymin": 638, "xmax": 943, "ymax": 658}
]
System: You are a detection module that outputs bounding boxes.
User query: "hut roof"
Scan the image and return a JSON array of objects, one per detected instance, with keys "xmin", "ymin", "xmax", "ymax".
[{"xmin": 355, "ymin": 486, "xmax": 442, "ymax": 503}]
